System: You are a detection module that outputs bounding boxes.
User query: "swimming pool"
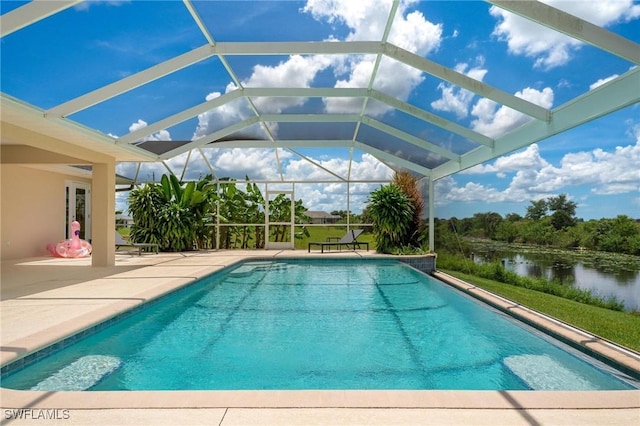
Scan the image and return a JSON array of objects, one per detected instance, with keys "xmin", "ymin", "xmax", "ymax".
[{"xmin": 1, "ymin": 259, "xmax": 637, "ymax": 391}]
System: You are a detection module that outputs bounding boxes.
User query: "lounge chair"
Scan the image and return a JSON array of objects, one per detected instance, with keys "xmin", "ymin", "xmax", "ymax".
[
  {"xmin": 115, "ymin": 232, "xmax": 159, "ymax": 255},
  {"xmin": 308, "ymin": 229, "xmax": 369, "ymax": 253}
]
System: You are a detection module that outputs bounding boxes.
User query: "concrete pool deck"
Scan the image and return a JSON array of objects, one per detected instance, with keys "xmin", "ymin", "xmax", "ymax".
[{"xmin": 1, "ymin": 250, "xmax": 639, "ymax": 425}]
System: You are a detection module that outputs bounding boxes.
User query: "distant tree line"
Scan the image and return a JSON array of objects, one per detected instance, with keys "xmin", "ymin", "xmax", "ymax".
[{"xmin": 433, "ymin": 194, "xmax": 640, "ymax": 255}]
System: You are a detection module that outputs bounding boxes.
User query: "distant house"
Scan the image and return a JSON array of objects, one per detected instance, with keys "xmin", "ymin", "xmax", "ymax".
[{"xmin": 305, "ymin": 211, "xmax": 342, "ymax": 224}]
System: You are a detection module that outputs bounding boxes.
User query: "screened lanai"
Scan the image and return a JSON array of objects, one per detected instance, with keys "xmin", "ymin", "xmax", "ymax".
[{"xmin": 1, "ymin": 1, "xmax": 639, "ymax": 265}]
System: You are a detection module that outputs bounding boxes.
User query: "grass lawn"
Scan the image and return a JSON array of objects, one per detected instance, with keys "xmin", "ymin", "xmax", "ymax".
[
  {"xmin": 117, "ymin": 228, "xmax": 130, "ymax": 238},
  {"xmin": 441, "ymin": 269, "xmax": 640, "ymax": 353},
  {"xmin": 294, "ymin": 226, "xmax": 375, "ymax": 250}
]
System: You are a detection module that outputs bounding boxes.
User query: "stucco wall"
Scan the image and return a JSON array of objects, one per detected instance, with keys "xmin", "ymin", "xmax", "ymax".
[{"xmin": 1, "ymin": 165, "xmax": 90, "ymax": 260}]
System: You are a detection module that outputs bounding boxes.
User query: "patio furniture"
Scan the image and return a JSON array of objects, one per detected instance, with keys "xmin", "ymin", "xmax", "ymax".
[
  {"xmin": 308, "ymin": 229, "xmax": 369, "ymax": 253},
  {"xmin": 115, "ymin": 232, "xmax": 159, "ymax": 255}
]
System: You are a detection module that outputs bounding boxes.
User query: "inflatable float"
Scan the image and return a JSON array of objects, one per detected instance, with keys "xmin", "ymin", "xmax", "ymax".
[{"xmin": 47, "ymin": 221, "xmax": 92, "ymax": 258}]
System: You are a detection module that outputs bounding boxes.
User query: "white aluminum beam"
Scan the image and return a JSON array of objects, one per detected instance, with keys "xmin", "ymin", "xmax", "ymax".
[
  {"xmin": 370, "ymin": 90, "xmax": 495, "ymax": 148},
  {"xmin": 358, "ymin": 0, "xmax": 399, "ymax": 131},
  {"xmin": 259, "ymin": 114, "xmax": 361, "ymax": 123},
  {"xmin": 489, "ymin": 1, "xmax": 640, "ymax": 65},
  {"xmin": 0, "ymin": 93, "xmax": 159, "ymax": 162},
  {"xmin": 243, "ymin": 87, "xmax": 369, "ymax": 98},
  {"xmin": 209, "ymin": 140, "xmax": 352, "ymax": 149},
  {"xmin": 354, "ymin": 142, "xmax": 432, "ymax": 177},
  {"xmin": 211, "ymin": 41, "xmax": 382, "ymax": 55},
  {"xmin": 117, "ymin": 90, "xmax": 244, "ymax": 144},
  {"xmin": 0, "ymin": 0, "xmax": 81, "ymax": 37},
  {"xmin": 384, "ymin": 43, "xmax": 551, "ymax": 122},
  {"xmin": 116, "ymin": 88, "xmax": 364, "ymax": 147},
  {"xmin": 47, "ymin": 44, "xmax": 215, "ymax": 117},
  {"xmin": 160, "ymin": 116, "xmax": 261, "ymax": 159},
  {"xmin": 361, "ymin": 116, "xmax": 460, "ymax": 161},
  {"xmin": 285, "ymin": 147, "xmax": 347, "ymax": 181},
  {"xmin": 432, "ymin": 68, "xmax": 640, "ymax": 179},
  {"xmin": 183, "ymin": 0, "xmax": 215, "ymax": 46}
]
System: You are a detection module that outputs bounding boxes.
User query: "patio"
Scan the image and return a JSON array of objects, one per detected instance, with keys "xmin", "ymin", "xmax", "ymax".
[{"xmin": 1, "ymin": 251, "xmax": 638, "ymax": 425}]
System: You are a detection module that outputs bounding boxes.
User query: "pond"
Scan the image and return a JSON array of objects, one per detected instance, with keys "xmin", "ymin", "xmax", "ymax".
[{"xmin": 468, "ymin": 242, "xmax": 640, "ymax": 312}]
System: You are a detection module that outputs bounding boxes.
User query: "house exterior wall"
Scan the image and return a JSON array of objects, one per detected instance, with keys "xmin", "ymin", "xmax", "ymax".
[
  {"xmin": 310, "ymin": 217, "xmax": 341, "ymax": 224},
  {"xmin": 0, "ymin": 165, "xmax": 90, "ymax": 260}
]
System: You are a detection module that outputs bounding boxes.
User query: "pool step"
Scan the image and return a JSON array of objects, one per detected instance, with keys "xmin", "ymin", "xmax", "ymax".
[
  {"xmin": 228, "ymin": 262, "xmax": 291, "ymax": 277},
  {"xmin": 31, "ymin": 355, "xmax": 121, "ymax": 391},
  {"xmin": 503, "ymin": 355, "xmax": 597, "ymax": 390}
]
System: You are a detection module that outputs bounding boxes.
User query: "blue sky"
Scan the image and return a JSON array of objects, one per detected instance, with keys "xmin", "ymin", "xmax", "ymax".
[{"xmin": 1, "ymin": 0, "xmax": 639, "ymax": 220}]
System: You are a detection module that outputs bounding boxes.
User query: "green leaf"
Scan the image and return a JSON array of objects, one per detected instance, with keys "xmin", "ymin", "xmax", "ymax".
[
  {"xmin": 160, "ymin": 175, "xmax": 172, "ymax": 201},
  {"xmin": 169, "ymin": 174, "xmax": 183, "ymax": 202},
  {"xmin": 181, "ymin": 181, "xmax": 195, "ymax": 208}
]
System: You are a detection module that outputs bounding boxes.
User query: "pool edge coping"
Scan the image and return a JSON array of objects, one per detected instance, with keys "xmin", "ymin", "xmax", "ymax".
[
  {"xmin": 1, "ymin": 388, "xmax": 639, "ymax": 410},
  {"xmin": 432, "ymin": 270, "xmax": 640, "ymax": 378}
]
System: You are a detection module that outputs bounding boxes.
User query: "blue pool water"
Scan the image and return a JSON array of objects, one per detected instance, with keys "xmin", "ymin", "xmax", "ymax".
[{"xmin": 1, "ymin": 259, "xmax": 637, "ymax": 391}]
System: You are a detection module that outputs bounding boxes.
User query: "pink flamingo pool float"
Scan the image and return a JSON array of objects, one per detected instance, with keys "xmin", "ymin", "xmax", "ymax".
[{"xmin": 47, "ymin": 221, "xmax": 92, "ymax": 258}]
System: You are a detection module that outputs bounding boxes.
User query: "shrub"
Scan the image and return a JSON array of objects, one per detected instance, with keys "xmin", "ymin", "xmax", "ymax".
[{"xmin": 367, "ymin": 184, "xmax": 414, "ymax": 253}]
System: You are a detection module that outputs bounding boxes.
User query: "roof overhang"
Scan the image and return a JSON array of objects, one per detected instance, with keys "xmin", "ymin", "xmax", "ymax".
[{"xmin": 0, "ymin": 94, "xmax": 159, "ymax": 163}]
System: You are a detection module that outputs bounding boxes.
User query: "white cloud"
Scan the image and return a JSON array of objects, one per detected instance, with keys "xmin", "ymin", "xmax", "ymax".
[
  {"xmin": 431, "ymin": 61, "xmax": 488, "ymax": 118},
  {"xmin": 589, "ymin": 74, "xmax": 619, "ymax": 90},
  {"xmin": 561, "ymin": 0, "xmax": 640, "ymax": 24},
  {"xmin": 436, "ymin": 131, "xmax": 640, "ymax": 205},
  {"xmin": 303, "ymin": 0, "xmax": 442, "ymax": 115},
  {"xmin": 435, "ymin": 178, "xmax": 506, "ymax": 204},
  {"xmin": 490, "ymin": 0, "xmax": 640, "ymax": 69},
  {"xmin": 556, "ymin": 141, "xmax": 640, "ymax": 194},
  {"xmin": 390, "ymin": 8, "xmax": 442, "ymax": 56},
  {"xmin": 303, "ymin": 0, "xmax": 440, "ymax": 53},
  {"xmin": 201, "ymin": 148, "xmax": 285, "ymax": 181},
  {"xmin": 74, "ymin": 1, "xmax": 129, "ymax": 12},
  {"xmin": 193, "ymin": 53, "xmax": 333, "ymax": 141},
  {"xmin": 470, "ymin": 87, "xmax": 554, "ymax": 138},
  {"xmin": 464, "ymin": 143, "xmax": 548, "ymax": 174},
  {"xmin": 283, "ymin": 152, "xmax": 394, "ymax": 212},
  {"xmin": 129, "ymin": 119, "xmax": 171, "ymax": 141},
  {"xmin": 283, "ymin": 156, "xmax": 348, "ymax": 181},
  {"xmin": 350, "ymin": 152, "xmax": 395, "ymax": 180},
  {"xmin": 193, "ymin": 93, "xmax": 270, "ymax": 142},
  {"xmin": 247, "ymin": 54, "xmax": 335, "ymax": 114},
  {"xmin": 281, "ymin": 152, "xmax": 393, "ymax": 182}
]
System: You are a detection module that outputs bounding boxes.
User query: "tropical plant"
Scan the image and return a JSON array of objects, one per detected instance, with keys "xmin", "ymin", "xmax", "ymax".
[
  {"xmin": 367, "ymin": 183, "xmax": 415, "ymax": 253},
  {"xmin": 128, "ymin": 174, "xmax": 216, "ymax": 251},
  {"xmin": 194, "ymin": 176, "xmax": 218, "ymax": 249},
  {"xmin": 128, "ymin": 183, "xmax": 164, "ymax": 248},
  {"xmin": 212, "ymin": 178, "xmax": 310, "ymax": 249},
  {"xmin": 392, "ymin": 171, "xmax": 424, "ymax": 246},
  {"xmin": 215, "ymin": 178, "xmax": 252, "ymax": 249},
  {"xmin": 267, "ymin": 195, "xmax": 311, "ymax": 243}
]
